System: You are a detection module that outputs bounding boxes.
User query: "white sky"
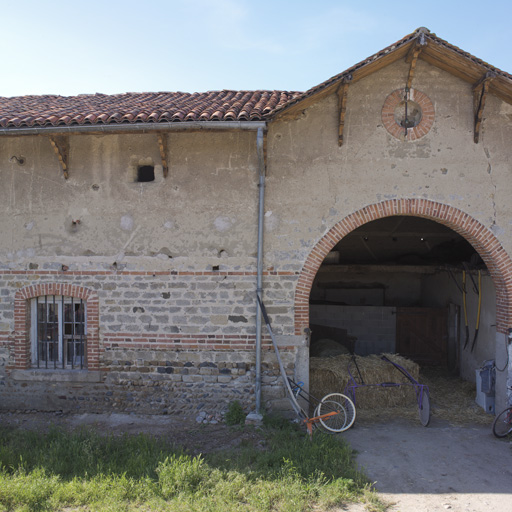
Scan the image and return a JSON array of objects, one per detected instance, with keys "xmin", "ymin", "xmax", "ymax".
[{"xmin": 3, "ymin": 0, "xmax": 512, "ymax": 97}]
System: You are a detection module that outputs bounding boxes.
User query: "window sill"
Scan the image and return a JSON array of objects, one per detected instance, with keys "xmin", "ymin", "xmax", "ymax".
[{"xmin": 11, "ymin": 369, "xmax": 103, "ymax": 383}]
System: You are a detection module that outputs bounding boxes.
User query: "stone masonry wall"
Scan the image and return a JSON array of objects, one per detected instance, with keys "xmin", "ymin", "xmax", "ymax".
[{"xmin": 0, "ymin": 269, "xmax": 300, "ymax": 416}]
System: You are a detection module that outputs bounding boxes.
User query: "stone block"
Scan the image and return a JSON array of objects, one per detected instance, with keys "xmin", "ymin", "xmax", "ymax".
[{"xmin": 182, "ymin": 375, "xmax": 203, "ymax": 383}]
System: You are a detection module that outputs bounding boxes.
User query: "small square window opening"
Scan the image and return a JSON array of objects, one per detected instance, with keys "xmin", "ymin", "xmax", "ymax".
[{"xmin": 137, "ymin": 165, "xmax": 155, "ymax": 182}]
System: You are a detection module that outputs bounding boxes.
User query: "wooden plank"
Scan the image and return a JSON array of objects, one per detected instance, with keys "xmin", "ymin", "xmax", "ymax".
[
  {"xmin": 422, "ymin": 50, "xmax": 512, "ymax": 105},
  {"xmin": 405, "ymin": 31, "xmax": 428, "ymax": 89},
  {"xmin": 275, "ymin": 45, "xmax": 410, "ymax": 121},
  {"xmin": 336, "ymin": 76, "xmax": 352, "ymax": 146},
  {"xmin": 48, "ymin": 135, "xmax": 69, "ymax": 179},
  {"xmin": 487, "ymin": 76, "xmax": 512, "ymax": 105},
  {"xmin": 406, "ymin": 47, "xmax": 422, "ymax": 89},
  {"xmin": 420, "ymin": 43, "xmax": 496, "ymax": 85},
  {"xmin": 473, "ymin": 71, "xmax": 497, "ymax": 91},
  {"xmin": 157, "ymin": 133, "xmax": 169, "ymax": 178},
  {"xmin": 396, "ymin": 307, "xmax": 448, "ymax": 366},
  {"xmin": 420, "ymin": 52, "xmax": 479, "ymax": 84},
  {"xmin": 349, "ymin": 44, "xmax": 411, "ymax": 83}
]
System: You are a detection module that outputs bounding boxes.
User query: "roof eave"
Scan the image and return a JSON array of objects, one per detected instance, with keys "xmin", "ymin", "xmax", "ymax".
[
  {"xmin": 268, "ymin": 28, "xmax": 512, "ymax": 121},
  {"xmin": 0, "ymin": 120, "xmax": 268, "ymax": 137}
]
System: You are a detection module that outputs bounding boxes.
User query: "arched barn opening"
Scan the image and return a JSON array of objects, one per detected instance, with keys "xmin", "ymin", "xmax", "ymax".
[
  {"xmin": 309, "ymin": 216, "xmax": 493, "ymax": 371},
  {"xmin": 294, "ymin": 200, "xmax": 512, "ymax": 424}
]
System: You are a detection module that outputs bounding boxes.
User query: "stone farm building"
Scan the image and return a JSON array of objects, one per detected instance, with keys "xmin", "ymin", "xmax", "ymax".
[{"xmin": 1, "ymin": 28, "xmax": 511, "ymax": 417}]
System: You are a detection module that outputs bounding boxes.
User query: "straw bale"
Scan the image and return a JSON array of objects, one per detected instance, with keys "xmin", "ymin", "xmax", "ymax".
[
  {"xmin": 310, "ymin": 353, "xmax": 419, "ymax": 409},
  {"xmin": 353, "ymin": 367, "xmax": 494, "ymax": 426}
]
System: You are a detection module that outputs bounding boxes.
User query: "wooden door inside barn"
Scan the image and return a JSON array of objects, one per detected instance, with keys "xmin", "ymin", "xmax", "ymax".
[{"xmin": 396, "ymin": 307, "xmax": 448, "ymax": 365}]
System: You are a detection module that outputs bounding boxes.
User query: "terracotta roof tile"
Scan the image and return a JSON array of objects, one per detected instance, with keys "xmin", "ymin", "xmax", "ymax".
[
  {"xmin": 0, "ymin": 90, "xmax": 301, "ymax": 129},
  {"xmin": 3, "ymin": 29, "xmax": 512, "ymax": 132}
]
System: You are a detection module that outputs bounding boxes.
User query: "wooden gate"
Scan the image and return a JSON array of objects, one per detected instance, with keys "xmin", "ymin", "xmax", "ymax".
[{"xmin": 396, "ymin": 307, "xmax": 448, "ymax": 366}]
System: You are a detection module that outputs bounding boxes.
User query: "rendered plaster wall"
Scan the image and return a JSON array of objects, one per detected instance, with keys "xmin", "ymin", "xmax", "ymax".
[
  {"xmin": 0, "ymin": 130, "xmax": 260, "ymax": 270},
  {"xmin": 264, "ymin": 58, "xmax": 512, "ymax": 398},
  {"xmin": 0, "ymin": 130, "xmax": 305, "ymax": 414},
  {"xmin": 265, "ymin": 58, "xmax": 512, "ymax": 269}
]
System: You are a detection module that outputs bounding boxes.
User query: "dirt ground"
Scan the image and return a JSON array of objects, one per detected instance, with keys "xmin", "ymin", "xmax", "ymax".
[
  {"xmin": 1, "ymin": 409, "xmax": 511, "ymax": 512},
  {"xmin": 343, "ymin": 413, "xmax": 512, "ymax": 512},
  {"xmin": 0, "ymin": 410, "xmax": 266, "ymax": 455}
]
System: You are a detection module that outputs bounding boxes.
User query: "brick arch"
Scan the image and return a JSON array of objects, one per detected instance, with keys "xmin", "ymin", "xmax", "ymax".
[
  {"xmin": 294, "ymin": 199, "xmax": 512, "ymax": 335},
  {"xmin": 14, "ymin": 283, "xmax": 100, "ymax": 370}
]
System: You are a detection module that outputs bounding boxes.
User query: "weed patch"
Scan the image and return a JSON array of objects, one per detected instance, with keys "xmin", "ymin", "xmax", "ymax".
[
  {"xmin": 224, "ymin": 401, "xmax": 245, "ymax": 426},
  {"xmin": 0, "ymin": 422, "xmax": 381, "ymax": 511}
]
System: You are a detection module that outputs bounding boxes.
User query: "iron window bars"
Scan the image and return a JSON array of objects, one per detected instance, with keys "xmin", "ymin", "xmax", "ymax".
[{"xmin": 31, "ymin": 296, "xmax": 86, "ymax": 369}]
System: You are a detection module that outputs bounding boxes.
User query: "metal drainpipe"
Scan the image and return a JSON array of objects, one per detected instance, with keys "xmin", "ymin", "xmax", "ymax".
[{"xmin": 255, "ymin": 126, "xmax": 265, "ymax": 413}]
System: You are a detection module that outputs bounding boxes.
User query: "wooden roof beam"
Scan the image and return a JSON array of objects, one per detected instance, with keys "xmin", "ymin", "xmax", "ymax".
[
  {"xmin": 405, "ymin": 32, "xmax": 428, "ymax": 89},
  {"xmin": 336, "ymin": 75, "xmax": 352, "ymax": 146},
  {"xmin": 157, "ymin": 133, "xmax": 169, "ymax": 178},
  {"xmin": 48, "ymin": 135, "xmax": 69, "ymax": 179},
  {"xmin": 473, "ymin": 71, "xmax": 496, "ymax": 143}
]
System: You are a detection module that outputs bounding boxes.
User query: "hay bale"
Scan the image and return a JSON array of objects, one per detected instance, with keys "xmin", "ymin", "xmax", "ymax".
[{"xmin": 310, "ymin": 354, "xmax": 419, "ymax": 409}]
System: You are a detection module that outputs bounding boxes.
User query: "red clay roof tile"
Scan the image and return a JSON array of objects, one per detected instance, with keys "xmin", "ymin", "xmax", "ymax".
[
  {"xmin": 0, "ymin": 90, "xmax": 301, "ymax": 129},
  {"xmin": 3, "ymin": 29, "xmax": 512, "ymax": 132}
]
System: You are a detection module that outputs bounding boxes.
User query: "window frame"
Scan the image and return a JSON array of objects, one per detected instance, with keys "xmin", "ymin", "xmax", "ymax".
[
  {"xmin": 15, "ymin": 284, "xmax": 99, "ymax": 372},
  {"xmin": 30, "ymin": 295, "xmax": 87, "ymax": 370}
]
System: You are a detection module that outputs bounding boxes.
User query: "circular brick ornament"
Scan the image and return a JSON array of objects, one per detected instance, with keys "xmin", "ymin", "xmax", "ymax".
[{"xmin": 382, "ymin": 88, "xmax": 434, "ymax": 141}]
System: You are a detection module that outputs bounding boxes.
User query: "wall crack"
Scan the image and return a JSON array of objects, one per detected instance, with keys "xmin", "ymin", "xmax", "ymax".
[{"xmin": 485, "ymin": 147, "xmax": 497, "ymax": 228}]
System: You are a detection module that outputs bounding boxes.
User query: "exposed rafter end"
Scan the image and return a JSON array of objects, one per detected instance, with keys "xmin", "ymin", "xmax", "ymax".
[
  {"xmin": 48, "ymin": 135, "xmax": 69, "ymax": 179},
  {"xmin": 473, "ymin": 71, "xmax": 496, "ymax": 143},
  {"xmin": 336, "ymin": 75, "xmax": 352, "ymax": 146},
  {"xmin": 157, "ymin": 133, "xmax": 169, "ymax": 178}
]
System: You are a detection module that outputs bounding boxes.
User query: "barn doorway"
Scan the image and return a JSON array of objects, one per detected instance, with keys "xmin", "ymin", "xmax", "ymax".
[
  {"xmin": 294, "ymin": 199, "xmax": 512, "ymax": 421},
  {"xmin": 308, "ymin": 216, "xmax": 495, "ymax": 379}
]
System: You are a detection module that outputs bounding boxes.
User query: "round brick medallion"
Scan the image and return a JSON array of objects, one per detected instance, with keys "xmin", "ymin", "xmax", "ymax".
[{"xmin": 382, "ymin": 88, "xmax": 434, "ymax": 141}]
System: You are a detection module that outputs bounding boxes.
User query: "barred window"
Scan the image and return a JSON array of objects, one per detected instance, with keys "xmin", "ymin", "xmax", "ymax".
[{"xmin": 31, "ymin": 296, "xmax": 87, "ymax": 369}]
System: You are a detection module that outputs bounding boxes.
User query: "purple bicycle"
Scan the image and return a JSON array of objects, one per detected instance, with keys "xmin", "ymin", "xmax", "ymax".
[{"xmin": 344, "ymin": 354, "xmax": 431, "ymax": 427}]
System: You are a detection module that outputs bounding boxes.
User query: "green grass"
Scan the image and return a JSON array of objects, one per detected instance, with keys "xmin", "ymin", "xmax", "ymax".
[{"xmin": 0, "ymin": 421, "xmax": 383, "ymax": 512}]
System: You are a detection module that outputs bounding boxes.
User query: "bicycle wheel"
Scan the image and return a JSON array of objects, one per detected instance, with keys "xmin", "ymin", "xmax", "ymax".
[
  {"xmin": 493, "ymin": 407, "xmax": 512, "ymax": 438},
  {"xmin": 314, "ymin": 400, "xmax": 347, "ymax": 433},
  {"xmin": 418, "ymin": 388, "xmax": 431, "ymax": 427},
  {"xmin": 318, "ymin": 393, "xmax": 356, "ymax": 432}
]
